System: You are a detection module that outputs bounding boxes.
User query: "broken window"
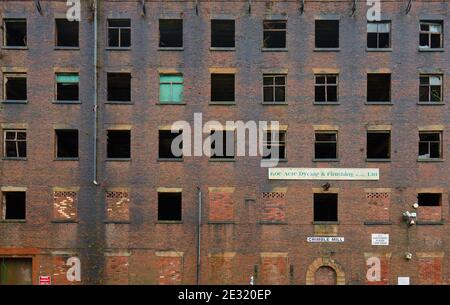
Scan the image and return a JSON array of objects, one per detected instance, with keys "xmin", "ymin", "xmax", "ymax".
[
  {"xmin": 159, "ymin": 130, "xmax": 183, "ymax": 159},
  {"xmin": 420, "ymin": 75, "xmax": 442, "ymax": 102},
  {"xmin": 2, "ymin": 191, "xmax": 26, "ymax": 220},
  {"xmin": 4, "ymin": 73, "xmax": 27, "ymax": 101},
  {"xmin": 210, "ymin": 130, "xmax": 235, "ymax": 159},
  {"xmin": 55, "ymin": 19, "xmax": 79, "ymax": 47},
  {"xmin": 263, "ymin": 20, "xmax": 286, "ymax": 49},
  {"xmin": 108, "ymin": 19, "xmax": 131, "ymax": 48},
  {"xmin": 0, "ymin": 258, "xmax": 32, "ymax": 285},
  {"xmin": 55, "ymin": 130, "xmax": 78, "ymax": 158},
  {"xmin": 263, "ymin": 74, "xmax": 286, "ymax": 103},
  {"xmin": 211, "ymin": 19, "xmax": 235, "ymax": 48},
  {"xmin": 315, "ymin": 74, "xmax": 338, "ymax": 103},
  {"xmin": 367, "ymin": 74, "xmax": 391, "ymax": 102},
  {"xmin": 159, "ymin": 75, "xmax": 183, "ymax": 103},
  {"xmin": 419, "ymin": 132, "xmax": 442, "ymax": 159},
  {"xmin": 315, "ymin": 20, "xmax": 339, "ymax": 48},
  {"xmin": 158, "ymin": 192, "xmax": 182, "ymax": 221},
  {"xmin": 159, "ymin": 19, "xmax": 183, "ymax": 48},
  {"xmin": 56, "ymin": 73, "xmax": 79, "ymax": 101},
  {"xmin": 107, "ymin": 130, "xmax": 130, "ymax": 159},
  {"xmin": 367, "ymin": 22, "xmax": 390, "ymax": 48},
  {"xmin": 211, "ymin": 74, "xmax": 235, "ymax": 102},
  {"xmin": 367, "ymin": 131, "xmax": 390, "ymax": 159},
  {"xmin": 262, "ymin": 130, "xmax": 286, "ymax": 160},
  {"xmin": 107, "ymin": 73, "xmax": 131, "ymax": 102},
  {"xmin": 417, "ymin": 193, "xmax": 441, "ymax": 207},
  {"xmin": 315, "ymin": 132, "xmax": 337, "ymax": 159},
  {"xmin": 314, "ymin": 193, "xmax": 338, "ymax": 222},
  {"xmin": 4, "ymin": 130, "xmax": 26, "ymax": 158},
  {"xmin": 3, "ymin": 19, "xmax": 27, "ymax": 47},
  {"xmin": 419, "ymin": 21, "xmax": 442, "ymax": 49}
]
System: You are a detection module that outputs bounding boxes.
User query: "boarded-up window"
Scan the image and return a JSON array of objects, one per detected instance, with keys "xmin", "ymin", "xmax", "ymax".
[
  {"xmin": 261, "ymin": 192, "xmax": 286, "ymax": 223},
  {"xmin": 106, "ymin": 190, "xmax": 130, "ymax": 222},
  {"xmin": 0, "ymin": 258, "xmax": 32, "ymax": 285},
  {"xmin": 53, "ymin": 191, "xmax": 78, "ymax": 221},
  {"xmin": 159, "ymin": 75, "xmax": 183, "ymax": 103}
]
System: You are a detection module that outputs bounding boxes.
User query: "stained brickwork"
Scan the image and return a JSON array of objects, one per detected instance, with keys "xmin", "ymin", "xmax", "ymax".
[
  {"xmin": 53, "ymin": 191, "xmax": 78, "ymax": 221},
  {"xmin": 105, "ymin": 190, "xmax": 130, "ymax": 222},
  {"xmin": 261, "ymin": 192, "xmax": 286, "ymax": 223}
]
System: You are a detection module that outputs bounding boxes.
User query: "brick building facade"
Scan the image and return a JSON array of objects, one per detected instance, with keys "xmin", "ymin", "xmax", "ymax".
[{"xmin": 0, "ymin": 0, "xmax": 448, "ymax": 285}]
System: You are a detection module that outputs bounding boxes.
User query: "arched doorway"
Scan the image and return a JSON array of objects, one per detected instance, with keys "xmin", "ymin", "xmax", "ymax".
[
  {"xmin": 306, "ymin": 257, "xmax": 346, "ymax": 285},
  {"xmin": 314, "ymin": 266, "xmax": 337, "ymax": 285}
]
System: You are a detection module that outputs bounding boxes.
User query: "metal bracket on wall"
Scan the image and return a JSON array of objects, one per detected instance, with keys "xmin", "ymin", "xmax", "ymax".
[
  {"xmin": 350, "ymin": 0, "xmax": 357, "ymax": 16},
  {"xmin": 299, "ymin": 0, "xmax": 305, "ymax": 14},
  {"xmin": 195, "ymin": 0, "xmax": 199, "ymax": 16},
  {"xmin": 34, "ymin": 0, "xmax": 42, "ymax": 15},
  {"xmin": 405, "ymin": 0, "xmax": 413, "ymax": 14},
  {"xmin": 248, "ymin": 0, "xmax": 252, "ymax": 15},
  {"xmin": 141, "ymin": 0, "xmax": 146, "ymax": 17}
]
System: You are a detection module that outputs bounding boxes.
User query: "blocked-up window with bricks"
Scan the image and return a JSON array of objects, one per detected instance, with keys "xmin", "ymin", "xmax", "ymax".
[
  {"xmin": 105, "ymin": 256, "xmax": 129, "ymax": 284},
  {"xmin": 366, "ymin": 192, "xmax": 390, "ymax": 222},
  {"xmin": 261, "ymin": 192, "xmax": 286, "ymax": 223},
  {"xmin": 418, "ymin": 256, "xmax": 443, "ymax": 284},
  {"xmin": 158, "ymin": 255, "xmax": 182, "ymax": 285},
  {"xmin": 53, "ymin": 191, "xmax": 77, "ymax": 221},
  {"xmin": 259, "ymin": 254, "xmax": 288, "ymax": 284},
  {"xmin": 208, "ymin": 189, "xmax": 234, "ymax": 222},
  {"xmin": 417, "ymin": 193, "xmax": 442, "ymax": 222},
  {"xmin": 209, "ymin": 254, "xmax": 234, "ymax": 284},
  {"xmin": 105, "ymin": 191, "xmax": 130, "ymax": 222}
]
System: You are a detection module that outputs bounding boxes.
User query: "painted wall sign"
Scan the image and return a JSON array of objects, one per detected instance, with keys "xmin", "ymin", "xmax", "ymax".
[
  {"xmin": 268, "ymin": 168, "xmax": 379, "ymax": 180},
  {"xmin": 398, "ymin": 277, "xmax": 410, "ymax": 285},
  {"xmin": 371, "ymin": 234, "xmax": 389, "ymax": 245},
  {"xmin": 39, "ymin": 276, "xmax": 51, "ymax": 285},
  {"xmin": 307, "ymin": 237, "xmax": 345, "ymax": 243}
]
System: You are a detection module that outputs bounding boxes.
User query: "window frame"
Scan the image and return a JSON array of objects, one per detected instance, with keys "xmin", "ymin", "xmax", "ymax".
[
  {"xmin": 3, "ymin": 18, "xmax": 27, "ymax": 48},
  {"xmin": 159, "ymin": 74, "xmax": 184, "ymax": 104},
  {"xmin": 55, "ymin": 72, "xmax": 80, "ymax": 102},
  {"xmin": 158, "ymin": 19, "xmax": 183, "ymax": 49},
  {"xmin": 367, "ymin": 21, "xmax": 391, "ymax": 49},
  {"xmin": 315, "ymin": 19, "xmax": 340, "ymax": 49},
  {"xmin": 262, "ymin": 20, "xmax": 287, "ymax": 49},
  {"xmin": 1, "ymin": 191, "xmax": 26, "ymax": 221},
  {"xmin": 419, "ymin": 21, "xmax": 443, "ymax": 49},
  {"xmin": 3, "ymin": 73, "xmax": 27, "ymax": 102},
  {"xmin": 55, "ymin": 18, "xmax": 79, "ymax": 48},
  {"xmin": 157, "ymin": 191, "xmax": 182, "ymax": 222},
  {"xmin": 366, "ymin": 73, "xmax": 391, "ymax": 103},
  {"xmin": 366, "ymin": 130, "xmax": 391, "ymax": 160},
  {"xmin": 314, "ymin": 74, "xmax": 339, "ymax": 103},
  {"xmin": 262, "ymin": 74, "xmax": 287, "ymax": 104},
  {"xmin": 210, "ymin": 129, "xmax": 235, "ymax": 160},
  {"xmin": 210, "ymin": 73, "xmax": 235, "ymax": 103},
  {"xmin": 211, "ymin": 19, "xmax": 235, "ymax": 49},
  {"xmin": 107, "ymin": 19, "xmax": 131, "ymax": 48},
  {"xmin": 54, "ymin": 129, "xmax": 79, "ymax": 160},
  {"xmin": 419, "ymin": 74, "xmax": 443, "ymax": 103},
  {"xmin": 314, "ymin": 131, "xmax": 338, "ymax": 160},
  {"xmin": 106, "ymin": 129, "xmax": 131, "ymax": 160},
  {"xmin": 418, "ymin": 131, "xmax": 442, "ymax": 160},
  {"xmin": 262, "ymin": 129, "xmax": 287, "ymax": 160},
  {"xmin": 3, "ymin": 129, "xmax": 27, "ymax": 159}
]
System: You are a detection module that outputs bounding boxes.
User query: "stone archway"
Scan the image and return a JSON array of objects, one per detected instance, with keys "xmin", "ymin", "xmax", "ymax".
[{"xmin": 306, "ymin": 257, "xmax": 345, "ymax": 285}]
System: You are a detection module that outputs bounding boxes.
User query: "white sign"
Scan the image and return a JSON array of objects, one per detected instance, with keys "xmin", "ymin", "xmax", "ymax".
[
  {"xmin": 269, "ymin": 168, "xmax": 379, "ymax": 180},
  {"xmin": 371, "ymin": 234, "xmax": 389, "ymax": 246},
  {"xmin": 398, "ymin": 277, "xmax": 410, "ymax": 285},
  {"xmin": 307, "ymin": 237, "xmax": 344, "ymax": 243}
]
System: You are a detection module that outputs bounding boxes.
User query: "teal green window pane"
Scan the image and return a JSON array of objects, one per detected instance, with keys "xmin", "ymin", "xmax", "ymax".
[
  {"xmin": 160, "ymin": 75, "xmax": 183, "ymax": 83},
  {"xmin": 56, "ymin": 74, "xmax": 79, "ymax": 83},
  {"xmin": 160, "ymin": 83, "xmax": 172, "ymax": 102},
  {"xmin": 171, "ymin": 84, "xmax": 183, "ymax": 102}
]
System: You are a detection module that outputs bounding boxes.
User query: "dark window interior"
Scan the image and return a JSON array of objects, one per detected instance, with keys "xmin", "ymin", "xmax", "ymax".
[
  {"xmin": 56, "ymin": 130, "xmax": 79, "ymax": 158},
  {"xmin": 314, "ymin": 193, "xmax": 338, "ymax": 222},
  {"xmin": 56, "ymin": 19, "xmax": 79, "ymax": 47},
  {"xmin": 159, "ymin": 130, "xmax": 182, "ymax": 159},
  {"xmin": 315, "ymin": 75, "xmax": 338, "ymax": 102},
  {"xmin": 367, "ymin": 74, "xmax": 391, "ymax": 102},
  {"xmin": 108, "ymin": 19, "xmax": 131, "ymax": 47},
  {"xmin": 419, "ymin": 132, "xmax": 441, "ymax": 159},
  {"xmin": 211, "ymin": 74, "xmax": 235, "ymax": 102},
  {"xmin": 5, "ymin": 75, "xmax": 27, "ymax": 100},
  {"xmin": 367, "ymin": 132, "xmax": 390, "ymax": 159},
  {"xmin": 158, "ymin": 192, "xmax": 182, "ymax": 221},
  {"xmin": 263, "ymin": 131, "xmax": 286, "ymax": 160},
  {"xmin": 56, "ymin": 75, "xmax": 79, "ymax": 101},
  {"xmin": 107, "ymin": 73, "xmax": 131, "ymax": 102},
  {"xmin": 211, "ymin": 19, "xmax": 235, "ymax": 48},
  {"xmin": 419, "ymin": 75, "xmax": 442, "ymax": 102},
  {"xmin": 0, "ymin": 258, "xmax": 32, "ymax": 285},
  {"xmin": 107, "ymin": 130, "xmax": 130, "ymax": 159},
  {"xmin": 263, "ymin": 20, "xmax": 286, "ymax": 48},
  {"xmin": 4, "ymin": 19, "xmax": 27, "ymax": 47},
  {"xmin": 263, "ymin": 75, "xmax": 286, "ymax": 103},
  {"xmin": 419, "ymin": 22, "xmax": 442, "ymax": 49},
  {"xmin": 367, "ymin": 22, "xmax": 390, "ymax": 48},
  {"xmin": 3, "ymin": 192, "xmax": 26, "ymax": 220},
  {"xmin": 417, "ymin": 193, "xmax": 441, "ymax": 206},
  {"xmin": 315, "ymin": 20, "xmax": 339, "ymax": 48},
  {"xmin": 211, "ymin": 130, "xmax": 235, "ymax": 159},
  {"xmin": 315, "ymin": 132, "xmax": 337, "ymax": 159},
  {"xmin": 4, "ymin": 130, "xmax": 26, "ymax": 158},
  {"xmin": 159, "ymin": 19, "xmax": 183, "ymax": 48}
]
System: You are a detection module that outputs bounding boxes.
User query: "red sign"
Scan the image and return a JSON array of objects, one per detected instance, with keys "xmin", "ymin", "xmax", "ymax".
[{"xmin": 39, "ymin": 276, "xmax": 51, "ymax": 285}]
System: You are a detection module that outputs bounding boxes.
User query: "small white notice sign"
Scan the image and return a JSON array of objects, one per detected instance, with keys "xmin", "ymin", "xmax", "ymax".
[
  {"xmin": 307, "ymin": 237, "xmax": 344, "ymax": 243},
  {"xmin": 268, "ymin": 168, "xmax": 379, "ymax": 180},
  {"xmin": 398, "ymin": 277, "xmax": 410, "ymax": 285},
  {"xmin": 371, "ymin": 234, "xmax": 389, "ymax": 246}
]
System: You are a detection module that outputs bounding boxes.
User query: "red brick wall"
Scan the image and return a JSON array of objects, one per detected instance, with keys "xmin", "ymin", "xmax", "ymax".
[
  {"xmin": 259, "ymin": 254, "xmax": 288, "ymax": 284},
  {"xmin": 157, "ymin": 255, "xmax": 183, "ymax": 285},
  {"xmin": 314, "ymin": 266, "xmax": 337, "ymax": 285},
  {"xmin": 261, "ymin": 192, "xmax": 286, "ymax": 223},
  {"xmin": 208, "ymin": 253, "xmax": 234, "ymax": 284},
  {"xmin": 418, "ymin": 257, "xmax": 442, "ymax": 284},
  {"xmin": 209, "ymin": 190, "xmax": 234, "ymax": 222},
  {"xmin": 53, "ymin": 191, "xmax": 77, "ymax": 221},
  {"xmin": 105, "ymin": 256, "xmax": 129, "ymax": 284},
  {"xmin": 52, "ymin": 256, "xmax": 74, "ymax": 285},
  {"xmin": 105, "ymin": 191, "xmax": 130, "ymax": 222},
  {"xmin": 366, "ymin": 192, "xmax": 390, "ymax": 222},
  {"xmin": 418, "ymin": 206, "xmax": 442, "ymax": 222}
]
